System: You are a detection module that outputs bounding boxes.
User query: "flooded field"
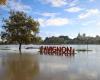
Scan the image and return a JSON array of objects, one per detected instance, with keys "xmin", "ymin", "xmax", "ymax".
[{"xmin": 0, "ymin": 45, "xmax": 100, "ymax": 80}]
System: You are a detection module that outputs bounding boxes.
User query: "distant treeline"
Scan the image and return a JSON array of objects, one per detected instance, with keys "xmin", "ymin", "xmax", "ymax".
[
  {"xmin": 42, "ymin": 33, "xmax": 100, "ymax": 44},
  {"xmin": 1, "ymin": 33, "xmax": 100, "ymax": 44}
]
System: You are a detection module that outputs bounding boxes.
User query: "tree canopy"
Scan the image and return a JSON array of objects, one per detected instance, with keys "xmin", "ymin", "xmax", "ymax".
[
  {"xmin": 0, "ymin": 0, "xmax": 6, "ymax": 5},
  {"xmin": 1, "ymin": 11, "xmax": 40, "ymax": 53}
]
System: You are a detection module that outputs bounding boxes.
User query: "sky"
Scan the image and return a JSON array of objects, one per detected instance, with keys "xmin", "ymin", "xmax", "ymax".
[{"xmin": 0, "ymin": 0, "xmax": 100, "ymax": 39}]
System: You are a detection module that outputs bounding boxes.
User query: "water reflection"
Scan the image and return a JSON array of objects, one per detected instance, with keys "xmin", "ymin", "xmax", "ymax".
[
  {"xmin": 0, "ymin": 44, "xmax": 100, "ymax": 80},
  {"xmin": 0, "ymin": 53, "xmax": 39, "ymax": 80}
]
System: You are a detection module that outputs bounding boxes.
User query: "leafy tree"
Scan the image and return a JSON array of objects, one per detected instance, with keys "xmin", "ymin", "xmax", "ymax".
[
  {"xmin": 1, "ymin": 11, "xmax": 40, "ymax": 54},
  {"xmin": 0, "ymin": 0, "xmax": 6, "ymax": 5}
]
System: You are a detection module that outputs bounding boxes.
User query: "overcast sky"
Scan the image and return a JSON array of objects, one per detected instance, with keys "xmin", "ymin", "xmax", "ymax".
[{"xmin": 0, "ymin": 0, "xmax": 100, "ymax": 39}]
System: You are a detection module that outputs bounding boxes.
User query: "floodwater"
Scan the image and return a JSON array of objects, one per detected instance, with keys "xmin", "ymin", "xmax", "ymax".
[{"xmin": 0, "ymin": 45, "xmax": 100, "ymax": 80}]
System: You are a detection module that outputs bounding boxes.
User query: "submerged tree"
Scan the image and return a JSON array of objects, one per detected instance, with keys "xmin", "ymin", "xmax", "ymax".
[{"xmin": 1, "ymin": 11, "xmax": 39, "ymax": 54}]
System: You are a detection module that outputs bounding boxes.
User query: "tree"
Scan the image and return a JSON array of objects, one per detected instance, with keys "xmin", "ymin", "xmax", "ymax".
[
  {"xmin": 1, "ymin": 11, "xmax": 40, "ymax": 54},
  {"xmin": 0, "ymin": 0, "xmax": 6, "ymax": 5}
]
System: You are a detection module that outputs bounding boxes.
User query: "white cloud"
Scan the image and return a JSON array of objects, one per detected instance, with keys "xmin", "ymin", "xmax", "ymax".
[
  {"xmin": 40, "ymin": 12, "xmax": 59, "ymax": 17},
  {"xmin": 81, "ymin": 20, "xmax": 96, "ymax": 26},
  {"xmin": 46, "ymin": 18, "xmax": 69, "ymax": 26},
  {"xmin": 68, "ymin": 0, "xmax": 79, "ymax": 7},
  {"xmin": 96, "ymin": 22, "xmax": 100, "ymax": 26},
  {"xmin": 79, "ymin": 9, "xmax": 100, "ymax": 19},
  {"xmin": 65, "ymin": 7, "xmax": 82, "ymax": 12},
  {"xmin": 42, "ymin": 31, "xmax": 61, "ymax": 37},
  {"xmin": 89, "ymin": 0, "xmax": 96, "ymax": 2},
  {"xmin": 40, "ymin": 0, "xmax": 67, "ymax": 7},
  {"xmin": 1, "ymin": 0, "xmax": 32, "ymax": 13},
  {"xmin": 40, "ymin": 0, "xmax": 79, "ymax": 7},
  {"xmin": 38, "ymin": 18, "xmax": 45, "ymax": 26},
  {"xmin": 38, "ymin": 17, "xmax": 70, "ymax": 27}
]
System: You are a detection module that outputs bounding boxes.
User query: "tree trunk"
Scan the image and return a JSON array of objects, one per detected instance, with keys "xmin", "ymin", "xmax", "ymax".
[{"xmin": 19, "ymin": 43, "xmax": 22, "ymax": 55}]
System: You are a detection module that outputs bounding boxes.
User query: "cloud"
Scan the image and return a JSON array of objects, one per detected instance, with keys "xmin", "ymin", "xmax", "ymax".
[
  {"xmin": 38, "ymin": 17, "xmax": 70, "ymax": 27},
  {"xmin": 40, "ymin": 0, "xmax": 67, "ymax": 7},
  {"xmin": 78, "ymin": 9, "xmax": 100, "ymax": 19},
  {"xmin": 46, "ymin": 18, "xmax": 69, "ymax": 26},
  {"xmin": 81, "ymin": 20, "xmax": 96, "ymax": 26},
  {"xmin": 40, "ymin": 0, "xmax": 80, "ymax": 8},
  {"xmin": 1, "ymin": 0, "xmax": 32, "ymax": 13},
  {"xmin": 40, "ymin": 31, "xmax": 62, "ymax": 38},
  {"xmin": 40, "ymin": 12, "xmax": 59, "ymax": 17},
  {"xmin": 96, "ymin": 21, "xmax": 100, "ymax": 26},
  {"xmin": 65, "ymin": 7, "xmax": 82, "ymax": 12},
  {"xmin": 40, "ymin": 0, "xmax": 79, "ymax": 7},
  {"xmin": 68, "ymin": 0, "xmax": 79, "ymax": 7},
  {"xmin": 89, "ymin": 0, "xmax": 96, "ymax": 2}
]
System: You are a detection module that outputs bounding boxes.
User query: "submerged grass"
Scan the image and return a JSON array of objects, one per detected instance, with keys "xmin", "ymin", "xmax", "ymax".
[
  {"xmin": 76, "ymin": 49, "xmax": 92, "ymax": 52},
  {"xmin": 0, "ymin": 48, "xmax": 11, "ymax": 50}
]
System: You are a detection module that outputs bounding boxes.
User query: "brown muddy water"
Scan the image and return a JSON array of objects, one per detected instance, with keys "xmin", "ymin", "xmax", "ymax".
[{"xmin": 0, "ymin": 45, "xmax": 100, "ymax": 80}]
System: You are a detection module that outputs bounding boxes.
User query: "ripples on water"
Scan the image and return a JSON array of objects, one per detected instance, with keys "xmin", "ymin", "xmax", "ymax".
[{"xmin": 0, "ymin": 45, "xmax": 100, "ymax": 80}]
